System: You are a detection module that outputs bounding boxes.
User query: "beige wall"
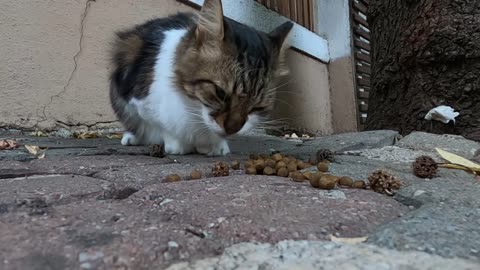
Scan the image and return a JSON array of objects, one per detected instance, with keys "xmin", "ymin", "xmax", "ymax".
[{"xmin": 0, "ymin": 0, "xmax": 337, "ymax": 135}]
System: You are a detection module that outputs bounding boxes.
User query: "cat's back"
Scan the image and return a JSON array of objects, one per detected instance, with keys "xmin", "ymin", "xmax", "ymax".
[{"xmin": 110, "ymin": 12, "xmax": 196, "ymax": 99}]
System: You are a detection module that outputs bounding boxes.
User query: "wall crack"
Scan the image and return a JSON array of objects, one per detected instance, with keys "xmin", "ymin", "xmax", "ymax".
[{"xmin": 39, "ymin": 0, "xmax": 97, "ymax": 123}]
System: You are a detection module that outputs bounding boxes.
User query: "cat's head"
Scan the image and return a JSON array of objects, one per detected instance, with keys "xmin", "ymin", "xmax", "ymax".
[{"xmin": 175, "ymin": 0, "xmax": 293, "ymax": 137}]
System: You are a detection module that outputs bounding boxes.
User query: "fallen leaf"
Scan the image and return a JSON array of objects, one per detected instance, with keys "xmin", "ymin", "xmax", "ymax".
[
  {"xmin": 436, "ymin": 148, "xmax": 480, "ymax": 174},
  {"xmin": 30, "ymin": 131, "xmax": 48, "ymax": 137},
  {"xmin": 330, "ymin": 235, "xmax": 368, "ymax": 244},
  {"xmin": 0, "ymin": 139, "xmax": 18, "ymax": 150},
  {"xmin": 25, "ymin": 145, "xmax": 47, "ymax": 159},
  {"xmin": 75, "ymin": 132, "xmax": 98, "ymax": 139},
  {"xmin": 107, "ymin": 133, "xmax": 123, "ymax": 139}
]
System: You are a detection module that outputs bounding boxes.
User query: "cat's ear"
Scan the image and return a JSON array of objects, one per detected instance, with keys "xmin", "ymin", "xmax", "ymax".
[
  {"xmin": 269, "ymin": 21, "xmax": 294, "ymax": 76},
  {"xmin": 268, "ymin": 21, "xmax": 293, "ymax": 52},
  {"xmin": 196, "ymin": 0, "xmax": 225, "ymax": 42}
]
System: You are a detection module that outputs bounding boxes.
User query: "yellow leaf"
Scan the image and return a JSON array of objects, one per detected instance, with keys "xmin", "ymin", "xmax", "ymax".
[
  {"xmin": 25, "ymin": 145, "xmax": 40, "ymax": 155},
  {"xmin": 25, "ymin": 145, "xmax": 47, "ymax": 159},
  {"xmin": 330, "ymin": 235, "xmax": 368, "ymax": 244},
  {"xmin": 435, "ymin": 148, "xmax": 480, "ymax": 171}
]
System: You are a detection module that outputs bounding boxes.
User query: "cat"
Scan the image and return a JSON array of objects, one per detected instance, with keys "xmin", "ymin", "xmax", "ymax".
[{"xmin": 109, "ymin": 0, "xmax": 293, "ymax": 156}]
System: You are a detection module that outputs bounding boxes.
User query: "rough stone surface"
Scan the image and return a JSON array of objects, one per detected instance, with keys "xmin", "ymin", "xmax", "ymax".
[
  {"xmin": 1, "ymin": 130, "xmax": 480, "ymax": 269},
  {"xmin": 166, "ymin": 240, "xmax": 480, "ymax": 270}
]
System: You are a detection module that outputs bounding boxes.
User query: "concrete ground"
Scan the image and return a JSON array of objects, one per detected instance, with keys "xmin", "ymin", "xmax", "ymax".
[{"xmin": 1, "ymin": 130, "xmax": 480, "ymax": 269}]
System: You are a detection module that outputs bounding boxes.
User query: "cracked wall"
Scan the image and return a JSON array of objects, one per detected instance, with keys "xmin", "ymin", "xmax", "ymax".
[{"xmin": 0, "ymin": 0, "xmax": 332, "ymax": 134}]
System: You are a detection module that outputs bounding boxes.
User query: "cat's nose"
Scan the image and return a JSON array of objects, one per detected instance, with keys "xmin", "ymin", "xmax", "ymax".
[{"xmin": 224, "ymin": 115, "xmax": 246, "ymax": 135}]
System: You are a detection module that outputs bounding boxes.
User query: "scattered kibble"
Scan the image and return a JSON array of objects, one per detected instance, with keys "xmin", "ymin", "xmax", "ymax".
[
  {"xmin": 352, "ymin": 180, "xmax": 367, "ymax": 189},
  {"xmin": 277, "ymin": 167, "xmax": 289, "ymax": 177},
  {"xmin": 263, "ymin": 167, "xmax": 275, "ymax": 176},
  {"xmin": 212, "ymin": 162, "xmax": 229, "ymax": 177},
  {"xmin": 265, "ymin": 159, "xmax": 277, "ymax": 168},
  {"xmin": 318, "ymin": 175, "xmax": 337, "ymax": 190},
  {"xmin": 254, "ymin": 159, "xmax": 266, "ymax": 173},
  {"xmin": 291, "ymin": 172, "xmax": 305, "ymax": 182},
  {"xmin": 190, "ymin": 170, "xmax": 202, "ymax": 180},
  {"xmin": 303, "ymin": 172, "xmax": 313, "ymax": 181},
  {"xmin": 272, "ymin": 153, "xmax": 283, "ymax": 162},
  {"xmin": 231, "ymin": 161, "xmax": 241, "ymax": 170},
  {"xmin": 245, "ymin": 167, "xmax": 257, "ymax": 175},
  {"xmin": 165, "ymin": 174, "xmax": 182, "ymax": 183},
  {"xmin": 297, "ymin": 160, "xmax": 306, "ymax": 170},
  {"xmin": 338, "ymin": 176, "xmax": 354, "ymax": 187},
  {"xmin": 287, "ymin": 162, "xmax": 298, "ymax": 172},
  {"xmin": 317, "ymin": 162, "xmax": 329, "ymax": 172},
  {"xmin": 275, "ymin": 161, "xmax": 287, "ymax": 170}
]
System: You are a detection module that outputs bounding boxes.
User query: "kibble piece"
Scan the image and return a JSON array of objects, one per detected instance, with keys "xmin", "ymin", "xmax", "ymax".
[
  {"xmin": 165, "ymin": 174, "xmax": 182, "ymax": 183},
  {"xmin": 254, "ymin": 159, "xmax": 266, "ymax": 173},
  {"xmin": 259, "ymin": 154, "xmax": 270, "ymax": 160},
  {"xmin": 212, "ymin": 162, "xmax": 230, "ymax": 177},
  {"xmin": 249, "ymin": 153, "xmax": 259, "ymax": 160},
  {"xmin": 190, "ymin": 170, "xmax": 202, "ymax": 180},
  {"xmin": 275, "ymin": 161, "xmax": 287, "ymax": 170},
  {"xmin": 297, "ymin": 160, "xmax": 306, "ymax": 170},
  {"xmin": 318, "ymin": 175, "xmax": 338, "ymax": 190},
  {"xmin": 231, "ymin": 161, "xmax": 241, "ymax": 170},
  {"xmin": 263, "ymin": 167, "xmax": 276, "ymax": 176},
  {"xmin": 272, "ymin": 153, "xmax": 283, "ymax": 162},
  {"xmin": 291, "ymin": 172, "xmax": 305, "ymax": 182},
  {"xmin": 338, "ymin": 176, "xmax": 354, "ymax": 187},
  {"xmin": 352, "ymin": 180, "xmax": 366, "ymax": 189},
  {"xmin": 244, "ymin": 160, "xmax": 254, "ymax": 168},
  {"xmin": 245, "ymin": 167, "xmax": 257, "ymax": 175},
  {"xmin": 265, "ymin": 159, "xmax": 277, "ymax": 168},
  {"xmin": 277, "ymin": 167, "xmax": 289, "ymax": 177},
  {"xmin": 309, "ymin": 173, "xmax": 322, "ymax": 188},
  {"xmin": 287, "ymin": 162, "xmax": 298, "ymax": 172},
  {"xmin": 283, "ymin": 157, "xmax": 291, "ymax": 164},
  {"xmin": 303, "ymin": 172, "xmax": 313, "ymax": 181},
  {"xmin": 317, "ymin": 162, "xmax": 329, "ymax": 172}
]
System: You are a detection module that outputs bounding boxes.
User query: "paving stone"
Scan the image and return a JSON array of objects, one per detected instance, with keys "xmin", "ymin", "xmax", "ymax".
[
  {"xmin": 165, "ymin": 240, "xmax": 480, "ymax": 270},
  {"xmin": 0, "ymin": 176, "xmax": 408, "ymax": 269},
  {"xmin": 396, "ymin": 132, "xmax": 480, "ymax": 159}
]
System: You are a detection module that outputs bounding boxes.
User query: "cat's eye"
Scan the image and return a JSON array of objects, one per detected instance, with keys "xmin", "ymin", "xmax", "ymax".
[{"xmin": 215, "ymin": 86, "xmax": 227, "ymax": 100}]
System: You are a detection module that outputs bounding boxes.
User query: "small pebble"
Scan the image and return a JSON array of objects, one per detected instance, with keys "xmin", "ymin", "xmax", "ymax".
[{"xmin": 165, "ymin": 174, "xmax": 182, "ymax": 183}]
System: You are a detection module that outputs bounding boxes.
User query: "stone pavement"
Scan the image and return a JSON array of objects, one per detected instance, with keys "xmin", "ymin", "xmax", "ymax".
[{"xmin": 1, "ymin": 130, "xmax": 480, "ymax": 269}]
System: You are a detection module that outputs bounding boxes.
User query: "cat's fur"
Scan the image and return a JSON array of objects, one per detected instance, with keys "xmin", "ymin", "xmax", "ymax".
[{"xmin": 109, "ymin": 0, "xmax": 293, "ymax": 156}]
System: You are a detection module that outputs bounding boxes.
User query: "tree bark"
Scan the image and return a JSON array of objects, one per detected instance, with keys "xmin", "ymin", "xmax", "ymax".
[{"xmin": 365, "ymin": 0, "xmax": 480, "ymax": 141}]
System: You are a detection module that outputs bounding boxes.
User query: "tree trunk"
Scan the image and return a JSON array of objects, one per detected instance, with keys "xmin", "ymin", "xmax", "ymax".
[{"xmin": 365, "ymin": 0, "xmax": 480, "ymax": 141}]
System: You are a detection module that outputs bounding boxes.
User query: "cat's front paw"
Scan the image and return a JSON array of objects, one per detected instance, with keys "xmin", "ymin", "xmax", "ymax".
[
  {"xmin": 197, "ymin": 140, "xmax": 230, "ymax": 156},
  {"xmin": 121, "ymin": 132, "xmax": 139, "ymax": 146},
  {"xmin": 164, "ymin": 138, "xmax": 194, "ymax": 155}
]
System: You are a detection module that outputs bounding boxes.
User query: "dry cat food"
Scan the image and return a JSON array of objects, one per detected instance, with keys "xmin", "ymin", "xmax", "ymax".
[
  {"xmin": 190, "ymin": 170, "xmax": 202, "ymax": 180},
  {"xmin": 165, "ymin": 174, "xmax": 182, "ymax": 183},
  {"xmin": 231, "ymin": 161, "xmax": 241, "ymax": 170}
]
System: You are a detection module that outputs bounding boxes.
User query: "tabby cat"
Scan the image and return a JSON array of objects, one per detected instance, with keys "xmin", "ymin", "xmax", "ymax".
[{"xmin": 109, "ymin": 0, "xmax": 293, "ymax": 156}]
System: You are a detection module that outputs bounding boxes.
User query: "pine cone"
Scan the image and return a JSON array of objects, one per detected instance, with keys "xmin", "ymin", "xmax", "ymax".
[
  {"xmin": 368, "ymin": 170, "xmax": 402, "ymax": 196},
  {"xmin": 412, "ymin": 155, "xmax": 438, "ymax": 178},
  {"xmin": 150, "ymin": 144, "xmax": 165, "ymax": 158},
  {"xmin": 316, "ymin": 148, "xmax": 334, "ymax": 163},
  {"xmin": 212, "ymin": 162, "xmax": 230, "ymax": 177}
]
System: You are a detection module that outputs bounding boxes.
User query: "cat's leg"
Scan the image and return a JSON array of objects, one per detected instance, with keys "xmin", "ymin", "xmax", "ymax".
[
  {"xmin": 195, "ymin": 136, "xmax": 231, "ymax": 156},
  {"xmin": 121, "ymin": 131, "xmax": 140, "ymax": 146},
  {"xmin": 163, "ymin": 134, "xmax": 194, "ymax": 155}
]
